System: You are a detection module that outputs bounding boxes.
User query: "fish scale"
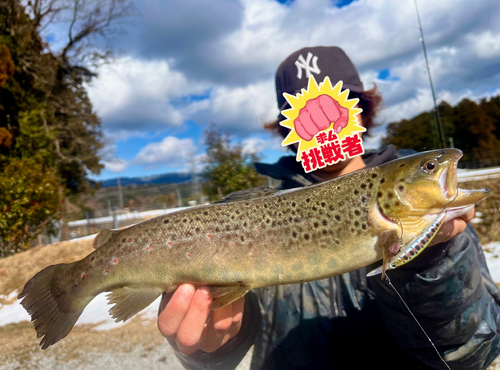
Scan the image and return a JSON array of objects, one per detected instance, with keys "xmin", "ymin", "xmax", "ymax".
[{"xmin": 18, "ymin": 148, "xmax": 490, "ymax": 349}]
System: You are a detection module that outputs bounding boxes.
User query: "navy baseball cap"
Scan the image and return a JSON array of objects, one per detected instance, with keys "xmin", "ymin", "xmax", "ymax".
[{"xmin": 275, "ymin": 46, "xmax": 364, "ymax": 111}]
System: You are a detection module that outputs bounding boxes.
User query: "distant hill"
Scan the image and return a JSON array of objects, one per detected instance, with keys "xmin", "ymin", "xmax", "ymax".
[{"xmin": 100, "ymin": 172, "xmax": 197, "ymax": 187}]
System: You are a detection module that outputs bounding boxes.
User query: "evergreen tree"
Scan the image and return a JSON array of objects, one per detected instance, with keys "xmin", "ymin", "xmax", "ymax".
[
  {"xmin": 203, "ymin": 126, "xmax": 265, "ymax": 201},
  {"xmin": 0, "ymin": 0, "xmax": 132, "ymax": 254}
]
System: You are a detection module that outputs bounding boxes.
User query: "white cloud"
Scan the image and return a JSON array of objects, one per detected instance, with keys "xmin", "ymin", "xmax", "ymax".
[
  {"xmin": 87, "ymin": 57, "xmax": 208, "ymax": 135},
  {"xmin": 102, "ymin": 158, "xmax": 128, "ymax": 173},
  {"xmin": 132, "ymin": 136, "xmax": 197, "ymax": 167}
]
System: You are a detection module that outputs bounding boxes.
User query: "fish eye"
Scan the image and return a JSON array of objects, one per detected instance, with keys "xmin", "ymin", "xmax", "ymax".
[{"xmin": 423, "ymin": 160, "xmax": 438, "ymax": 173}]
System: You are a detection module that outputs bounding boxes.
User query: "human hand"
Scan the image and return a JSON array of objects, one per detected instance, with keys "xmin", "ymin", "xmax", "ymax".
[
  {"xmin": 293, "ymin": 94, "xmax": 349, "ymax": 141},
  {"xmin": 157, "ymin": 284, "xmax": 245, "ymax": 354},
  {"xmin": 429, "ymin": 207, "xmax": 475, "ymax": 246}
]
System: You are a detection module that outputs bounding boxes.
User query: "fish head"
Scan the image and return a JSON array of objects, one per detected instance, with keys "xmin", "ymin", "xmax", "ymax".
[{"xmin": 376, "ymin": 148, "xmax": 488, "ymax": 220}]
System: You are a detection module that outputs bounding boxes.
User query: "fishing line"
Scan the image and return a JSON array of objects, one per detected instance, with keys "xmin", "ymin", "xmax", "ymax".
[{"xmin": 384, "ymin": 274, "xmax": 451, "ymax": 370}]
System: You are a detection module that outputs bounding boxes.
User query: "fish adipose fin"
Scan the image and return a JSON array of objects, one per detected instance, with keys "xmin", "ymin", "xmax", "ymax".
[
  {"xmin": 207, "ymin": 284, "xmax": 251, "ymax": 311},
  {"xmin": 107, "ymin": 287, "xmax": 163, "ymax": 322},
  {"xmin": 18, "ymin": 263, "xmax": 88, "ymax": 349},
  {"xmin": 93, "ymin": 229, "xmax": 119, "ymax": 249}
]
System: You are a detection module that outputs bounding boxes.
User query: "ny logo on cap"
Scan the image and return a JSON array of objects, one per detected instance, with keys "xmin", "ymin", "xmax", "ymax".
[{"xmin": 295, "ymin": 52, "xmax": 321, "ymax": 79}]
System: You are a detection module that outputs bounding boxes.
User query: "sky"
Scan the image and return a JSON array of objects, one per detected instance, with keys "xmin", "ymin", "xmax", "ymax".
[{"xmin": 44, "ymin": 0, "xmax": 500, "ymax": 180}]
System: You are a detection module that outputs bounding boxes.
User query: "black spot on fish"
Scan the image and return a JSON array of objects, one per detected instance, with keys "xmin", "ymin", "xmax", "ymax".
[
  {"xmin": 380, "ymin": 178, "xmax": 385, "ymax": 184},
  {"xmin": 183, "ymin": 219, "xmax": 187, "ymax": 223},
  {"xmin": 361, "ymin": 196, "xmax": 368, "ymax": 203},
  {"xmin": 377, "ymin": 192, "xmax": 382, "ymax": 198},
  {"xmin": 395, "ymin": 201, "xmax": 401, "ymax": 207},
  {"xmin": 266, "ymin": 218, "xmax": 271, "ymax": 224},
  {"xmin": 121, "ymin": 238, "xmax": 126, "ymax": 243},
  {"xmin": 226, "ymin": 225, "xmax": 231, "ymax": 231},
  {"xmin": 360, "ymin": 183, "xmax": 366, "ymax": 189},
  {"xmin": 398, "ymin": 185, "xmax": 404, "ymax": 191},
  {"xmin": 240, "ymin": 236, "xmax": 245, "ymax": 242},
  {"xmin": 312, "ymin": 206, "xmax": 317, "ymax": 211},
  {"xmin": 243, "ymin": 222, "xmax": 248, "ymax": 227},
  {"xmin": 313, "ymin": 222, "xmax": 319, "ymax": 228},
  {"xmin": 292, "ymin": 202, "xmax": 296, "ymax": 207},
  {"xmin": 204, "ymin": 211, "xmax": 209, "ymax": 216},
  {"xmin": 164, "ymin": 219, "xmax": 170, "ymax": 224},
  {"xmin": 236, "ymin": 210, "xmax": 240, "ymax": 215},
  {"xmin": 321, "ymin": 202, "xmax": 326, "ymax": 207},
  {"xmin": 306, "ymin": 198, "xmax": 311, "ymax": 203},
  {"xmin": 322, "ymin": 220, "xmax": 328, "ymax": 226},
  {"xmin": 369, "ymin": 183, "xmax": 373, "ymax": 189},
  {"xmin": 372, "ymin": 173, "xmax": 377, "ymax": 178},
  {"xmin": 384, "ymin": 203, "xmax": 390, "ymax": 209},
  {"xmin": 264, "ymin": 203, "xmax": 268, "ymax": 208},
  {"xmin": 362, "ymin": 224, "xmax": 367, "ymax": 230},
  {"xmin": 388, "ymin": 192, "xmax": 394, "ymax": 199},
  {"xmin": 334, "ymin": 239, "xmax": 340, "ymax": 245},
  {"xmin": 335, "ymin": 215, "xmax": 341, "ymax": 221},
  {"xmin": 399, "ymin": 163, "xmax": 405, "ymax": 167},
  {"xmin": 354, "ymin": 189, "xmax": 359, "ymax": 195},
  {"xmin": 338, "ymin": 201, "xmax": 344, "ymax": 207},
  {"xmin": 195, "ymin": 227, "xmax": 201, "ymax": 232},
  {"xmin": 354, "ymin": 210, "xmax": 360, "ymax": 216},
  {"xmin": 354, "ymin": 221, "xmax": 359, "ymax": 227},
  {"xmin": 292, "ymin": 231, "xmax": 298, "ymax": 238},
  {"xmin": 329, "ymin": 205, "xmax": 334, "ymax": 211},
  {"xmin": 304, "ymin": 234, "xmax": 310, "ymax": 241},
  {"xmin": 322, "ymin": 229, "xmax": 328, "ymax": 235}
]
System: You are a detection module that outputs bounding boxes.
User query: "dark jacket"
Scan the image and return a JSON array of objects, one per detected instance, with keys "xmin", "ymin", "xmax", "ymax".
[{"xmin": 174, "ymin": 146, "xmax": 500, "ymax": 369}]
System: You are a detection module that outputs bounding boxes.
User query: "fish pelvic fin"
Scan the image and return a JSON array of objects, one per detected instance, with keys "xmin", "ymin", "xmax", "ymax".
[
  {"xmin": 93, "ymin": 229, "xmax": 118, "ymax": 249},
  {"xmin": 18, "ymin": 264, "xmax": 88, "ymax": 349},
  {"xmin": 107, "ymin": 287, "xmax": 163, "ymax": 322},
  {"xmin": 207, "ymin": 284, "xmax": 251, "ymax": 311}
]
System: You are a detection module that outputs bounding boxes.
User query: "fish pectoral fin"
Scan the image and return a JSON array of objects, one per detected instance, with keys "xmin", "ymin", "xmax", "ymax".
[
  {"xmin": 93, "ymin": 229, "xmax": 118, "ymax": 249},
  {"xmin": 107, "ymin": 287, "xmax": 163, "ymax": 322},
  {"xmin": 206, "ymin": 284, "xmax": 251, "ymax": 311},
  {"xmin": 379, "ymin": 230, "xmax": 401, "ymax": 280}
]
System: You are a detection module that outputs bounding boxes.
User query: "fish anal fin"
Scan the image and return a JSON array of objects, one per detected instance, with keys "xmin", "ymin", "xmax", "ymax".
[
  {"xmin": 206, "ymin": 284, "xmax": 251, "ymax": 311},
  {"xmin": 107, "ymin": 287, "xmax": 163, "ymax": 322},
  {"xmin": 93, "ymin": 229, "xmax": 117, "ymax": 249}
]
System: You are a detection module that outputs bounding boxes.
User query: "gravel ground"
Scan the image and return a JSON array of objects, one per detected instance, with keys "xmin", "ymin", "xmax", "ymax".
[{"xmin": 0, "ymin": 318, "xmax": 253, "ymax": 370}]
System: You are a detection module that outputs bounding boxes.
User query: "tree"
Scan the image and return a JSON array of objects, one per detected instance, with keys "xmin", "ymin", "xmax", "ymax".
[
  {"xmin": 0, "ymin": 0, "xmax": 133, "ymax": 253},
  {"xmin": 203, "ymin": 126, "xmax": 265, "ymax": 201},
  {"xmin": 383, "ymin": 97, "xmax": 500, "ymax": 166}
]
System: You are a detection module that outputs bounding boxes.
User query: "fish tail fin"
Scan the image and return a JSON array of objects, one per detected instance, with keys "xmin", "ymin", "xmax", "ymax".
[{"xmin": 18, "ymin": 263, "xmax": 89, "ymax": 349}]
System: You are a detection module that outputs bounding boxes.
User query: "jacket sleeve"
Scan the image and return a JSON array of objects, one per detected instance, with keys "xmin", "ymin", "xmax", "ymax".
[
  {"xmin": 369, "ymin": 225, "xmax": 500, "ymax": 369},
  {"xmin": 169, "ymin": 291, "xmax": 261, "ymax": 370}
]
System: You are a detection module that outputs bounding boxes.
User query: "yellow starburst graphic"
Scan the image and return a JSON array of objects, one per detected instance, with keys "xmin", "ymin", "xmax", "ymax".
[{"xmin": 280, "ymin": 76, "xmax": 364, "ymax": 161}]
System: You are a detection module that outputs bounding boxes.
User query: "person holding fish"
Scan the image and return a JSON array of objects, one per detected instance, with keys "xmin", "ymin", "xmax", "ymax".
[{"xmin": 158, "ymin": 47, "xmax": 500, "ymax": 369}]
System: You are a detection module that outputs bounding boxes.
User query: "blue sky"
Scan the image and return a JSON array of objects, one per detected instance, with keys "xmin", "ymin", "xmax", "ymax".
[{"xmin": 44, "ymin": 0, "xmax": 500, "ymax": 180}]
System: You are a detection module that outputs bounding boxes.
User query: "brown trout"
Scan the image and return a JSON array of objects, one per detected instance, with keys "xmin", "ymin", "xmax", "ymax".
[{"xmin": 19, "ymin": 148, "xmax": 489, "ymax": 349}]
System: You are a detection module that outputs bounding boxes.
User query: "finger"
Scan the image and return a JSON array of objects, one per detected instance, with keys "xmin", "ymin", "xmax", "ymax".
[
  {"xmin": 176, "ymin": 288, "xmax": 212, "ymax": 354},
  {"xmin": 227, "ymin": 297, "xmax": 245, "ymax": 338},
  {"xmin": 294, "ymin": 118, "xmax": 313, "ymax": 141},
  {"xmin": 200, "ymin": 304, "xmax": 233, "ymax": 353},
  {"xmin": 308, "ymin": 99, "xmax": 330, "ymax": 130},
  {"xmin": 430, "ymin": 219, "xmax": 468, "ymax": 246},
  {"xmin": 318, "ymin": 94, "xmax": 341, "ymax": 122},
  {"xmin": 298, "ymin": 109, "xmax": 317, "ymax": 137},
  {"xmin": 158, "ymin": 284, "xmax": 195, "ymax": 338},
  {"xmin": 430, "ymin": 208, "xmax": 475, "ymax": 246}
]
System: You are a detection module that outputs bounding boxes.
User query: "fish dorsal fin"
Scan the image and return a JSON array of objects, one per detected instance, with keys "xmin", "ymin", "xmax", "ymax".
[
  {"xmin": 206, "ymin": 284, "xmax": 251, "ymax": 311},
  {"xmin": 107, "ymin": 287, "xmax": 163, "ymax": 322},
  {"xmin": 93, "ymin": 229, "xmax": 116, "ymax": 249}
]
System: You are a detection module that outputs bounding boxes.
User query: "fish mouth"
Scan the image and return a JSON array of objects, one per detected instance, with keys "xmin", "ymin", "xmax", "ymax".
[{"xmin": 439, "ymin": 149, "xmax": 461, "ymax": 201}]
